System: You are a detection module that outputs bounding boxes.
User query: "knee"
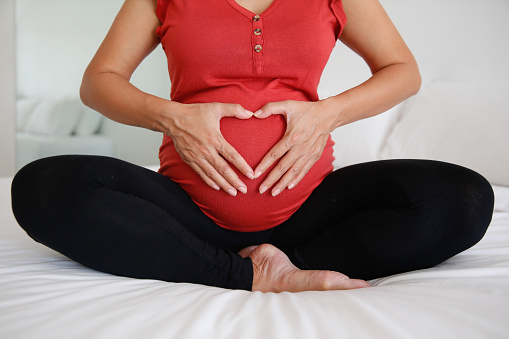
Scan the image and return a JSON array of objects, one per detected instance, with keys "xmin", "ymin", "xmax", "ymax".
[
  {"xmin": 433, "ymin": 163, "xmax": 494, "ymax": 248},
  {"xmin": 11, "ymin": 155, "xmax": 87, "ymax": 237},
  {"xmin": 456, "ymin": 165, "xmax": 493, "ymax": 230},
  {"xmin": 12, "ymin": 158, "xmax": 48, "ymax": 211},
  {"xmin": 12, "ymin": 157, "xmax": 63, "ymax": 229},
  {"xmin": 11, "ymin": 160, "xmax": 46, "ymax": 237}
]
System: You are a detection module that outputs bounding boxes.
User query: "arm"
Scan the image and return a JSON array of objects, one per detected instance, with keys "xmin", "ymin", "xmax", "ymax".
[
  {"xmin": 80, "ymin": 0, "xmax": 166, "ymax": 132},
  {"xmin": 253, "ymin": 0, "xmax": 421, "ymax": 196},
  {"xmin": 80, "ymin": 0, "xmax": 254, "ymax": 196},
  {"xmin": 324, "ymin": 0, "xmax": 421, "ymax": 128}
]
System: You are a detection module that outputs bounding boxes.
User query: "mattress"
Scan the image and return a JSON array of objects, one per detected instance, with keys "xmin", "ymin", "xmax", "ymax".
[{"xmin": 0, "ymin": 176, "xmax": 508, "ymax": 339}]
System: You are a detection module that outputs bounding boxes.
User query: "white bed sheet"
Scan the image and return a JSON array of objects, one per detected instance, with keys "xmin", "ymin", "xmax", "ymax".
[{"xmin": 1, "ymin": 176, "xmax": 508, "ymax": 339}]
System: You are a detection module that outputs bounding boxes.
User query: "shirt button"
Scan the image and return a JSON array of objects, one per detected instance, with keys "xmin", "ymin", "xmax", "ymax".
[
  {"xmin": 254, "ymin": 44, "xmax": 262, "ymax": 52},
  {"xmin": 254, "ymin": 28, "xmax": 262, "ymax": 36},
  {"xmin": 253, "ymin": 15, "xmax": 260, "ymax": 22}
]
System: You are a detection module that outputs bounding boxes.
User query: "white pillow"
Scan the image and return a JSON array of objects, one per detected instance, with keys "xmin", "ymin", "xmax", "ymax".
[
  {"xmin": 24, "ymin": 96, "xmax": 83, "ymax": 136},
  {"xmin": 330, "ymin": 105, "xmax": 402, "ymax": 169},
  {"xmin": 493, "ymin": 185, "xmax": 509, "ymax": 212},
  {"xmin": 380, "ymin": 82, "xmax": 509, "ymax": 186},
  {"xmin": 320, "ymin": 87, "xmax": 404, "ymax": 169},
  {"xmin": 74, "ymin": 105, "xmax": 104, "ymax": 136},
  {"xmin": 16, "ymin": 97, "xmax": 40, "ymax": 132}
]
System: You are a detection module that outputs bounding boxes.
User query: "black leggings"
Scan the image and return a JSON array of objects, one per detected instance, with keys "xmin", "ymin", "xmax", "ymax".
[{"xmin": 11, "ymin": 155, "xmax": 494, "ymax": 290}]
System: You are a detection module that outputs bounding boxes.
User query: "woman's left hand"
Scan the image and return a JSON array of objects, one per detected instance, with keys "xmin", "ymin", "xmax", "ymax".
[{"xmin": 253, "ymin": 100, "xmax": 337, "ymax": 196}]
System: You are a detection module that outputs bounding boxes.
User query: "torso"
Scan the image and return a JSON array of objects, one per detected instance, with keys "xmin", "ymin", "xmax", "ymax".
[{"xmin": 156, "ymin": 0, "xmax": 347, "ymax": 231}]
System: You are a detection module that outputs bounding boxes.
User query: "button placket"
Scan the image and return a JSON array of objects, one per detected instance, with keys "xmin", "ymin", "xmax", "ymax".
[{"xmin": 251, "ymin": 17, "xmax": 264, "ymax": 74}]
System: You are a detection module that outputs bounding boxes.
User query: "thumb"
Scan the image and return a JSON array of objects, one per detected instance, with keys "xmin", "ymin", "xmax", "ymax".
[
  {"xmin": 253, "ymin": 101, "xmax": 289, "ymax": 119},
  {"xmin": 220, "ymin": 103, "xmax": 253, "ymax": 120}
]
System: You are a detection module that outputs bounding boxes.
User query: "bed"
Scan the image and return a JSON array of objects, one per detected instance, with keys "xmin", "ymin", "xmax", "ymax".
[
  {"xmin": 1, "ymin": 80, "xmax": 509, "ymax": 338},
  {"xmin": 3, "ymin": 0, "xmax": 509, "ymax": 336},
  {"xmin": 1, "ymin": 180, "xmax": 508, "ymax": 338}
]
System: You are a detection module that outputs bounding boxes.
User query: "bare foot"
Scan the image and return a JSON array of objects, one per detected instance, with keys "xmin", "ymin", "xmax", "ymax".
[{"xmin": 246, "ymin": 243, "xmax": 370, "ymax": 293}]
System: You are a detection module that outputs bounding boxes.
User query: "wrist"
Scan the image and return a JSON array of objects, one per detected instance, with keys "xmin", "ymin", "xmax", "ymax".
[
  {"xmin": 317, "ymin": 95, "xmax": 349, "ymax": 132},
  {"xmin": 148, "ymin": 96, "xmax": 185, "ymax": 136}
]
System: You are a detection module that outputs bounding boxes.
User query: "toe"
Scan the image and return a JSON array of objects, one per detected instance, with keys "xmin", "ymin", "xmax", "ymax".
[
  {"xmin": 238, "ymin": 245, "xmax": 259, "ymax": 258},
  {"xmin": 345, "ymin": 278, "xmax": 371, "ymax": 289}
]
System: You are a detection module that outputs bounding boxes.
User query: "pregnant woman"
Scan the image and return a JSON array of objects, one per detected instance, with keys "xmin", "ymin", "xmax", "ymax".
[{"xmin": 11, "ymin": 0, "xmax": 494, "ymax": 292}]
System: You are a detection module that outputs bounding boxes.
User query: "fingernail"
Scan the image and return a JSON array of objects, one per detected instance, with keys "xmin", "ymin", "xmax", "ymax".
[
  {"xmin": 259, "ymin": 186, "xmax": 268, "ymax": 194},
  {"xmin": 212, "ymin": 184, "xmax": 220, "ymax": 191},
  {"xmin": 272, "ymin": 189, "xmax": 281, "ymax": 197},
  {"xmin": 254, "ymin": 171, "xmax": 262, "ymax": 178},
  {"xmin": 288, "ymin": 182, "xmax": 295, "ymax": 189},
  {"xmin": 254, "ymin": 109, "xmax": 262, "ymax": 117},
  {"xmin": 246, "ymin": 172, "xmax": 255, "ymax": 180},
  {"xmin": 245, "ymin": 110, "xmax": 254, "ymax": 117},
  {"xmin": 227, "ymin": 188, "xmax": 237, "ymax": 197},
  {"xmin": 238, "ymin": 186, "xmax": 247, "ymax": 194}
]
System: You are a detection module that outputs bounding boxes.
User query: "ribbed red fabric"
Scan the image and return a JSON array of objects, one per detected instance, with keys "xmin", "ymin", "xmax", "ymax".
[{"xmin": 156, "ymin": 0, "xmax": 346, "ymax": 231}]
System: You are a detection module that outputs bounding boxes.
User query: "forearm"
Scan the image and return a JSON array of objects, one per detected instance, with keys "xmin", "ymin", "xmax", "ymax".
[
  {"xmin": 80, "ymin": 71, "xmax": 178, "ymax": 135},
  {"xmin": 322, "ymin": 61, "xmax": 421, "ymax": 130}
]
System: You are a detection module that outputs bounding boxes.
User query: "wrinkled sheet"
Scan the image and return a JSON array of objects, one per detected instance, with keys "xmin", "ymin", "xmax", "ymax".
[{"xmin": 1, "ymin": 177, "xmax": 508, "ymax": 339}]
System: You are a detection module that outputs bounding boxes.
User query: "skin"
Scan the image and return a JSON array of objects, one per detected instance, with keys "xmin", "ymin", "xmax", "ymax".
[{"xmin": 80, "ymin": 0, "xmax": 421, "ymax": 292}]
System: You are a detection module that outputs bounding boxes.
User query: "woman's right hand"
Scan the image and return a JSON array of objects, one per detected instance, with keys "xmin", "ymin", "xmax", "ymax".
[{"xmin": 164, "ymin": 102, "xmax": 255, "ymax": 196}]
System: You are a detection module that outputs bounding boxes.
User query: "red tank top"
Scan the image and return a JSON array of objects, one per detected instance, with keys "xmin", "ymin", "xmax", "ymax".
[{"xmin": 156, "ymin": 0, "xmax": 346, "ymax": 232}]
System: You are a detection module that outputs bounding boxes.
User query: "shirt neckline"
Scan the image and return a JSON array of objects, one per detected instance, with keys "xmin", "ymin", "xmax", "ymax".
[{"xmin": 223, "ymin": 0, "xmax": 283, "ymax": 19}]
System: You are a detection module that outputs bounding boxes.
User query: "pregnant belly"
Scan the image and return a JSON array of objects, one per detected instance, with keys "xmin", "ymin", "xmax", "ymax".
[{"xmin": 158, "ymin": 115, "xmax": 334, "ymax": 232}]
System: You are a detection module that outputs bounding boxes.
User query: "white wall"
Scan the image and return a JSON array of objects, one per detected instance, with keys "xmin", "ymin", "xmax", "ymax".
[
  {"xmin": 16, "ymin": 0, "xmax": 170, "ymax": 166},
  {"xmin": 16, "ymin": 0, "xmax": 509, "ymax": 98},
  {"xmin": 8, "ymin": 0, "xmax": 509, "ymax": 170},
  {"xmin": 0, "ymin": 0, "xmax": 16, "ymax": 177},
  {"xmin": 320, "ymin": 0, "xmax": 509, "ymax": 96},
  {"xmin": 16, "ymin": 0, "xmax": 170, "ymax": 98}
]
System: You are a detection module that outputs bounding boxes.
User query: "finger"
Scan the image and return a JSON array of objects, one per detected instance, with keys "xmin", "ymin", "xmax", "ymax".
[
  {"xmin": 253, "ymin": 101, "xmax": 289, "ymax": 119},
  {"xmin": 345, "ymin": 279, "xmax": 371, "ymax": 289},
  {"xmin": 269, "ymin": 156, "xmax": 310, "ymax": 196},
  {"xmin": 258, "ymin": 150, "xmax": 302, "ymax": 195},
  {"xmin": 219, "ymin": 103, "xmax": 253, "ymax": 120},
  {"xmin": 287, "ymin": 140, "xmax": 326, "ymax": 188},
  {"xmin": 205, "ymin": 150, "xmax": 248, "ymax": 195},
  {"xmin": 217, "ymin": 137, "xmax": 255, "ymax": 180},
  {"xmin": 286, "ymin": 157, "xmax": 316, "ymax": 190},
  {"xmin": 184, "ymin": 145, "xmax": 244, "ymax": 196},
  {"xmin": 253, "ymin": 140, "xmax": 289, "ymax": 179},
  {"xmin": 194, "ymin": 158, "xmax": 244, "ymax": 196},
  {"xmin": 187, "ymin": 161, "xmax": 221, "ymax": 191},
  {"xmin": 285, "ymin": 136, "xmax": 327, "ymax": 190}
]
